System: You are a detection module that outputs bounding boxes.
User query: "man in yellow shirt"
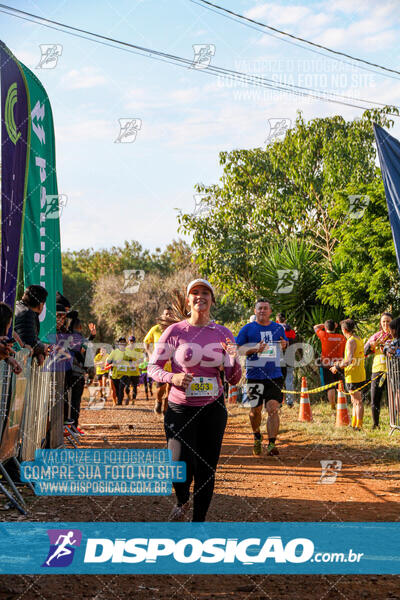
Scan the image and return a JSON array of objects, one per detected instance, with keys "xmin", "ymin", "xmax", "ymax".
[
  {"xmin": 144, "ymin": 307, "xmax": 173, "ymax": 414},
  {"xmin": 94, "ymin": 347, "xmax": 109, "ymax": 399},
  {"xmin": 123, "ymin": 335, "xmax": 142, "ymax": 405},
  {"xmin": 106, "ymin": 338, "xmax": 130, "ymax": 406}
]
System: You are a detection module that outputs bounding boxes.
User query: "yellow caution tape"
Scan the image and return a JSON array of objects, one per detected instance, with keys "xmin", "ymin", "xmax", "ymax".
[
  {"xmin": 282, "ymin": 381, "xmax": 338, "ymax": 395},
  {"xmin": 282, "ymin": 373, "xmax": 383, "ymax": 396}
]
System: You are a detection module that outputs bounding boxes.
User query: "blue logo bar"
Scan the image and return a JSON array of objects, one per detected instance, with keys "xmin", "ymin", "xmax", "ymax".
[{"xmin": 0, "ymin": 522, "xmax": 399, "ymax": 574}]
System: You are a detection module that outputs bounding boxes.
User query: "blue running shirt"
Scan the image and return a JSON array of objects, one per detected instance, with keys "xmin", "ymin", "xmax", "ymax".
[{"xmin": 236, "ymin": 321, "xmax": 288, "ymax": 379}]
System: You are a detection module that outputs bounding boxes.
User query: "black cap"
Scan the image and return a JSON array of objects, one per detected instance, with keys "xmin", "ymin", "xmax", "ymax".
[{"xmin": 56, "ymin": 291, "xmax": 71, "ymax": 310}]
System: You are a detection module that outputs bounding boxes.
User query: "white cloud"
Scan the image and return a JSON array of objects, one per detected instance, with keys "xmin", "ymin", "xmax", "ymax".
[
  {"xmin": 57, "ymin": 119, "xmax": 114, "ymax": 142},
  {"xmin": 61, "ymin": 67, "xmax": 107, "ymax": 89},
  {"xmin": 245, "ymin": 1, "xmax": 399, "ymax": 52},
  {"xmin": 124, "ymin": 84, "xmax": 218, "ymax": 111},
  {"xmin": 169, "ymin": 88, "xmax": 201, "ymax": 103},
  {"xmin": 245, "ymin": 3, "xmax": 332, "ymax": 30},
  {"xmin": 11, "ymin": 48, "xmax": 38, "ymax": 68}
]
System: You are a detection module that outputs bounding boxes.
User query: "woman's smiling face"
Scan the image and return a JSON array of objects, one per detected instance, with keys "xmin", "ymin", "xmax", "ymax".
[{"xmin": 187, "ymin": 284, "xmax": 213, "ymax": 315}]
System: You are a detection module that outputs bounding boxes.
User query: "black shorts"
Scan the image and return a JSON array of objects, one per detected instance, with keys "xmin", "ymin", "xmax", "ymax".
[
  {"xmin": 346, "ymin": 381, "xmax": 366, "ymax": 393},
  {"xmin": 246, "ymin": 377, "xmax": 284, "ymax": 406},
  {"xmin": 320, "ymin": 366, "xmax": 341, "ymax": 386},
  {"xmin": 95, "ymin": 373, "xmax": 108, "ymax": 382},
  {"xmin": 156, "ymin": 381, "xmax": 168, "ymax": 389}
]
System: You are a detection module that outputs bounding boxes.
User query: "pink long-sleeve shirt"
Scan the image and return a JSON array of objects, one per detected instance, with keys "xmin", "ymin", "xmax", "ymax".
[{"xmin": 147, "ymin": 320, "xmax": 242, "ymax": 406}]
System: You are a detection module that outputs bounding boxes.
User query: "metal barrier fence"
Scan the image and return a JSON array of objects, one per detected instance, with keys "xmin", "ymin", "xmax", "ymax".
[
  {"xmin": 0, "ymin": 359, "xmax": 12, "ymax": 445},
  {"xmin": 0, "ymin": 351, "xmax": 66, "ymax": 463},
  {"xmin": 386, "ymin": 355, "xmax": 400, "ymax": 435},
  {"xmin": 19, "ymin": 356, "xmax": 66, "ymax": 461},
  {"xmin": 0, "ymin": 350, "xmax": 70, "ymax": 512},
  {"xmin": 0, "ymin": 350, "xmax": 31, "ymax": 464}
]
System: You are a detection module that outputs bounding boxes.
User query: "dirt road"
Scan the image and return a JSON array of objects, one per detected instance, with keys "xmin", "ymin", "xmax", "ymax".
[{"xmin": 1, "ymin": 388, "xmax": 399, "ymax": 599}]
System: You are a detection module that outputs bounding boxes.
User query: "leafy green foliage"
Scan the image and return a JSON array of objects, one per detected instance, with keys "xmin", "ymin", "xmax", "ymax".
[
  {"xmin": 62, "ymin": 239, "xmax": 193, "ymax": 332},
  {"xmin": 178, "ymin": 107, "xmax": 398, "ymax": 309},
  {"xmin": 318, "ymin": 177, "xmax": 400, "ymax": 317}
]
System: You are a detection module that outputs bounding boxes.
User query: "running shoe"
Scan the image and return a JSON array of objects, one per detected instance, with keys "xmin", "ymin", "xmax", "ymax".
[
  {"xmin": 266, "ymin": 442, "xmax": 279, "ymax": 456},
  {"xmin": 154, "ymin": 401, "xmax": 162, "ymax": 415},
  {"xmin": 286, "ymin": 398, "xmax": 294, "ymax": 408},
  {"xmin": 253, "ymin": 435, "xmax": 263, "ymax": 456},
  {"xmin": 168, "ymin": 502, "xmax": 190, "ymax": 521},
  {"xmin": 76, "ymin": 427, "xmax": 85, "ymax": 435}
]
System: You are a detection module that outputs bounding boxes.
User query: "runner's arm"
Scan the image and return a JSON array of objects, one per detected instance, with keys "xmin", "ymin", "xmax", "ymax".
[
  {"xmin": 147, "ymin": 332, "xmax": 175, "ymax": 384},
  {"xmin": 143, "ymin": 342, "xmax": 153, "ymax": 359},
  {"xmin": 221, "ymin": 333, "xmax": 242, "ymax": 385},
  {"xmin": 338, "ymin": 338, "xmax": 356, "ymax": 368}
]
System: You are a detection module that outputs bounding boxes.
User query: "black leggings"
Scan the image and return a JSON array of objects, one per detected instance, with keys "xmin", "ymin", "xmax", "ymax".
[
  {"xmin": 143, "ymin": 374, "xmax": 153, "ymax": 397},
  {"xmin": 121, "ymin": 375, "xmax": 139, "ymax": 399},
  {"xmin": 64, "ymin": 372, "xmax": 85, "ymax": 426},
  {"xmin": 112, "ymin": 377, "xmax": 126, "ymax": 405},
  {"xmin": 371, "ymin": 372, "xmax": 386, "ymax": 426},
  {"xmin": 164, "ymin": 396, "xmax": 227, "ymax": 522}
]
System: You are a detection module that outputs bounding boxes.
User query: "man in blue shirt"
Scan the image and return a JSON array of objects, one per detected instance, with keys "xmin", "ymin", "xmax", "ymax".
[{"xmin": 236, "ymin": 298, "xmax": 288, "ymax": 457}]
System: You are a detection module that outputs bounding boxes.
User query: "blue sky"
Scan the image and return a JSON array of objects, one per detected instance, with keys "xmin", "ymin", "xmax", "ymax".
[{"xmin": 2, "ymin": 0, "xmax": 400, "ymax": 253}]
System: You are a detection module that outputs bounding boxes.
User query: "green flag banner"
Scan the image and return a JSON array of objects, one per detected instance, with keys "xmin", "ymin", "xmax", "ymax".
[{"xmin": 21, "ymin": 65, "xmax": 62, "ymax": 341}]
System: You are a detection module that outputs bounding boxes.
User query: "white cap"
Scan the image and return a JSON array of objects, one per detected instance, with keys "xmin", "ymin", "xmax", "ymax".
[{"xmin": 186, "ymin": 278, "xmax": 215, "ymax": 301}]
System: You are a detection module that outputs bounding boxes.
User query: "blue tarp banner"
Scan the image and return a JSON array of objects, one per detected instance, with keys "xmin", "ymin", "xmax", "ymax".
[
  {"xmin": 374, "ymin": 123, "xmax": 400, "ymax": 273},
  {"xmin": 0, "ymin": 522, "xmax": 399, "ymax": 574}
]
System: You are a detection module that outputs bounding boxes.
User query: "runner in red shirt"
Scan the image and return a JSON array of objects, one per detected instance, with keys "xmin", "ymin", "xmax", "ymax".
[{"xmin": 314, "ymin": 320, "xmax": 346, "ymax": 410}]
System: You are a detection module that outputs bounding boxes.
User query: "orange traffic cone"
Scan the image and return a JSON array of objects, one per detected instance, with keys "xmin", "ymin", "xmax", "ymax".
[
  {"xmin": 335, "ymin": 380, "xmax": 350, "ymax": 427},
  {"xmin": 298, "ymin": 377, "xmax": 313, "ymax": 422},
  {"xmin": 228, "ymin": 385, "xmax": 238, "ymax": 404}
]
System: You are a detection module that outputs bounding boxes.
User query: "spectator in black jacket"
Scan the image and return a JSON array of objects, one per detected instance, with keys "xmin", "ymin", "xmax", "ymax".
[{"xmin": 14, "ymin": 285, "xmax": 48, "ymax": 365}]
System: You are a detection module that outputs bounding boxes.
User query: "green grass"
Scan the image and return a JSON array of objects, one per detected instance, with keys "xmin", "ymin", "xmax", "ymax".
[{"xmin": 232, "ymin": 400, "xmax": 400, "ymax": 462}]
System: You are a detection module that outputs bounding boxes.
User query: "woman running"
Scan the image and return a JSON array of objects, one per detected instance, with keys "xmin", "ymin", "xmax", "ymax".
[
  {"xmin": 364, "ymin": 313, "xmax": 393, "ymax": 429},
  {"xmin": 64, "ymin": 313, "xmax": 87, "ymax": 431},
  {"xmin": 331, "ymin": 319, "xmax": 366, "ymax": 430},
  {"xmin": 148, "ymin": 279, "xmax": 241, "ymax": 522}
]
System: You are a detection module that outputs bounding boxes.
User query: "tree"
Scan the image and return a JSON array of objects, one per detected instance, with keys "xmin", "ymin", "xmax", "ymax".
[
  {"xmin": 317, "ymin": 177, "xmax": 400, "ymax": 317},
  {"xmin": 91, "ymin": 265, "xmax": 198, "ymax": 341},
  {"xmin": 62, "ymin": 238, "xmax": 193, "ymax": 331},
  {"xmin": 178, "ymin": 107, "xmax": 398, "ymax": 303}
]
